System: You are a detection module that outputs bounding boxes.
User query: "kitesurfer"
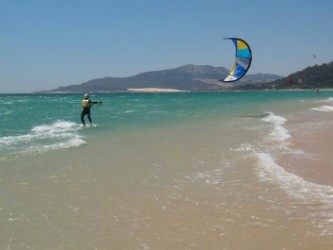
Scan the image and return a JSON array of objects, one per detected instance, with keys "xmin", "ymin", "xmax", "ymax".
[{"xmin": 80, "ymin": 93, "xmax": 102, "ymax": 127}]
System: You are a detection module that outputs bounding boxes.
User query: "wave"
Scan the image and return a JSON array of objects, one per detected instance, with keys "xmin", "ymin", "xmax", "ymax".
[
  {"xmin": 256, "ymin": 153, "xmax": 333, "ymax": 200},
  {"xmin": 254, "ymin": 111, "xmax": 333, "ymax": 235},
  {"xmin": 232, "ymin": 109, "xmax": 333, "ymax": 235},
  {"xmin": 316, "ymin": 97, "xmax": 333, "ymax": 104},
  {"xmin": 0, "ymin": 110, "xmax": 12, "ymax": 116},
  {"xmin": 255, "ymin": 152, "xmax": 333, "ymax": 235},
  {"xmin": 311, "ymin": 105, "xmax": 333, "ymax": 112},
  {"xmin": 261, "ymin": 112, "xmax": 291, "ymax": 143},
  {"xmin": 256, "ymin": 112, "xmax": 333, "ymax": 199},
  {"xmin": 0, "ymin": 120, "xmax": 85, "ymax": 155}
]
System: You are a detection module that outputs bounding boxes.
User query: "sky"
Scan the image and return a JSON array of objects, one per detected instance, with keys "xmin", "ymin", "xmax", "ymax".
[{"xmin": 0, "ymin": 0, "xmax": 332, "ymax": 93}]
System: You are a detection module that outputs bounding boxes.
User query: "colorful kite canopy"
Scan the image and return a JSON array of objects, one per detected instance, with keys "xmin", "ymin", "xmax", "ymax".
[{"xmin": 222, "ymin": 38, "xmax": 252, "ymax": 82}]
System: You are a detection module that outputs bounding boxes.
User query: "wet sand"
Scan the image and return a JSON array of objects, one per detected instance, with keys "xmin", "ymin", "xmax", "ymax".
[
  {"xmin": 297, "ymin": 127, "xmax": 333, "ymax": 185},
  {"xmin": 279, "ymin": 120, "xmax": 333, "ymax": 186}
]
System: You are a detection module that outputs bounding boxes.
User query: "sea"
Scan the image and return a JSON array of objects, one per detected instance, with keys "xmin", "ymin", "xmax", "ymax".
[{"xmin": 1, "ymin": 91, "xmax": 333, "ymax": 249}]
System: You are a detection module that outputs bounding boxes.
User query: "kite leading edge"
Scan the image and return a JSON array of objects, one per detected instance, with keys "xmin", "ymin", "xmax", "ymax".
[{"xmin": 222, "ymin": 38, "xmax": 252, "ymax": 82}]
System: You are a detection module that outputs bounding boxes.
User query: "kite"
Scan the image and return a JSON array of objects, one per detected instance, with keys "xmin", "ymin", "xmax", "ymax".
[{"xmin": 222, "ymin": 38, "xmax": 252, "ymax": 82}]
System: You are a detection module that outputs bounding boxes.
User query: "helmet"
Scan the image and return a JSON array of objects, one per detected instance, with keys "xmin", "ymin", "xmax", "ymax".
[{"xmin": 84, "ymin": 93, "xmax": 89, "ymax": 99}]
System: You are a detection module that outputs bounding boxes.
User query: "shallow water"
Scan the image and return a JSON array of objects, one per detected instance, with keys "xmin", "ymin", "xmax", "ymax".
[{"xmin": 1, "ymin": 91, "xmax": 333, "ymax": 249}]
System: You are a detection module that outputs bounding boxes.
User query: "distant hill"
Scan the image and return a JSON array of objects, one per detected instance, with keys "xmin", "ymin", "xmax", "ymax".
[
  {"xmin": 41, "ymin": 64, "xmax": 283, "ymax": 93},
  {"xmin": 234, "ymin": 61, "xmax": 333, "ymax": 90}
]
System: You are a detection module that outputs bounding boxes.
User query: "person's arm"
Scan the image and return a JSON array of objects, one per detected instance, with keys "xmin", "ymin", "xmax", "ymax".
[{"xmin": 91, "ymin": 100, "xmax": 102, "ymax": 104}]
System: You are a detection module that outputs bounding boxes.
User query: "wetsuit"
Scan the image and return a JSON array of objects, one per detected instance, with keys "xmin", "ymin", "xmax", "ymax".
[{"xmin": 81, "ymin": 99, "xmax": 99, "ymax": 127}]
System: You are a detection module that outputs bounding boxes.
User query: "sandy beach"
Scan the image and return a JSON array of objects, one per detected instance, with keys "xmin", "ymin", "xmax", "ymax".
[{"xmin": 127, "ymin": 88, "xmax": 187, "ymax": 93}]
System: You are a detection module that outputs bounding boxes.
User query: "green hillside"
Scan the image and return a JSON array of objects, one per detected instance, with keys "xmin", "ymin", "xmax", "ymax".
[{"xmin": 234, "ymin": 61, "xmax": 333, "ymax": 90}]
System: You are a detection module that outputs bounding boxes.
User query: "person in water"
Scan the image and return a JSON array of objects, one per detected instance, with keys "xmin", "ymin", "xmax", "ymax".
[{"xmin": 80, "ymin": 93, "xmax": 102, "ymax": 127}]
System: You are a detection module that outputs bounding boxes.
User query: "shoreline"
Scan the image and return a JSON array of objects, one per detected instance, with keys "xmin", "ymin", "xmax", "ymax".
[{"xmin": 278, "ymin": 121, "xmax": 333, "ymax": 186}]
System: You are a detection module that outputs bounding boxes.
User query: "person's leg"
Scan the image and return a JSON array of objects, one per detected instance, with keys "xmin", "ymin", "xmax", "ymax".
[
  {"xmin": 81, "ymin": 112, "xmax": 86, "ymax": 127},
  {"xmin": 87, "ymin": 113, "xmax": 92, "ymax": 126}
]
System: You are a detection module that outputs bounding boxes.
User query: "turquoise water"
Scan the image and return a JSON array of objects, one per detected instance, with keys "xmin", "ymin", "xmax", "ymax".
[
  {"xmin": 1, "ymin": 91, "xmax": 326, "ymax": 132},
  {"xmin": 1, "ymin": 91, "xmax": 333, "ymax": 249},
  {"xmin": 1, "ymin": 91, "xmax": 330, "ymax": 155}
]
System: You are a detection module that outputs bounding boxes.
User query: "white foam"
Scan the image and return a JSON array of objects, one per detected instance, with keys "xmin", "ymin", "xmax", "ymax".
[
  {"xmin": 0, "ymin": 110, "xmax": 12, "ymax": 116},
  {"xmin": 0, "ymin": 120, "xmax": 85, "ymax": 154},
  {"xmin": 0, "ymin": 134, "xmax": 34, "ymax": 147},
  {"xmin": 125, "ymin": 110, "xmax": 136, "ymax": 113},
  {"xmin": 185, "ymin": 169, "xmax": 224, "ymax": 185},
  {"xmin": 256, "ymin": 152, "xmax": 333, "ymax": 201},
  {"xmin": 261, "ymin": 112, "xmax": 291, "ymax": 142},
  {"xmin": 255, "ymin": 152, "xmax": 333, "ymax": 235},
  {"xmin": 32, "ymin": 120, "xmax": 80, "ymax": 133},
  {"xmin": 311, "ymin": 105, "xmax": 333, "ymax": 112},
  {"xmin": 316, "ymin": 97, "xmax": 333, "ymax": 104},
  {"xmin": 229, "ymin": 143, "xmax": 255, "ymax": 152},
  {"xmin": 21, "ymin": 137, "xmax": 85, "ymax": 153}
]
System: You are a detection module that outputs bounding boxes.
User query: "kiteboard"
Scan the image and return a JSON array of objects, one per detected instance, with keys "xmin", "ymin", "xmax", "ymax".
[{"xmin": 82, "ymin": 124, "xmax": 98, "ymax": 128}]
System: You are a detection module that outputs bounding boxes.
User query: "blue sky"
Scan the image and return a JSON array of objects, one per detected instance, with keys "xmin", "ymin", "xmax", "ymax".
[{"xmin": 0, "ymin": 0, "xmax": 332, "ymax": 93}]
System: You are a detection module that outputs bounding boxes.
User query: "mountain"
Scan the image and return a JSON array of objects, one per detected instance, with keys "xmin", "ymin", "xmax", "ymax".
[
  {"xmin": 41, "ymin": 65, "xmax": 283, "ymax": 93},
  {"xmin": 234, "ymin": 61, "xmax": 333, "ymax": 90}
]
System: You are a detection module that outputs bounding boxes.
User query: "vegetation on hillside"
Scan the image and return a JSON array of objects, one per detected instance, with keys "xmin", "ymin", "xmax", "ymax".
[{"xmin": 234, "ymin": 61, "xmax": 333, "ymax": 90}]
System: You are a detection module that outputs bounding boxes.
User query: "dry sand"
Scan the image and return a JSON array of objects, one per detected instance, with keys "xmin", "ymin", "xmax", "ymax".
[{"xmin": 127, "ymin": 88, "xmax": 187, "ymax": 93}]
